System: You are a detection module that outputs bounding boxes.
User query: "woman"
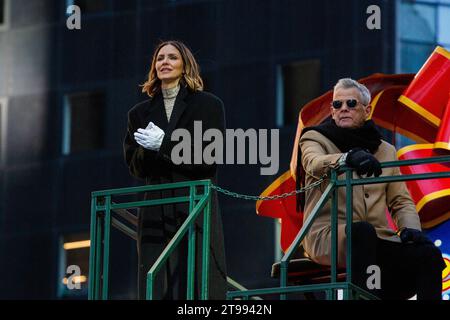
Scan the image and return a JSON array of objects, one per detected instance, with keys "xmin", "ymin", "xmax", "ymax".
[{"xmin": 123, "ymin": 40, "xmax": 227, "ymax": 299}]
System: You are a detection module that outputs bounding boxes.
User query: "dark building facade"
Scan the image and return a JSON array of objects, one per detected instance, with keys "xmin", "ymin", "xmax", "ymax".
[{"xmin": 0, "ymin": 0, "xmax": 396, "ymax": 299}]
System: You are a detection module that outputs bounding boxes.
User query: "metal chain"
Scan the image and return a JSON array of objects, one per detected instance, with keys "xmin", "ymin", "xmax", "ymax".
[{"xmin": 210, "ymin": 177, "xmax": 325, "ymax": 201}]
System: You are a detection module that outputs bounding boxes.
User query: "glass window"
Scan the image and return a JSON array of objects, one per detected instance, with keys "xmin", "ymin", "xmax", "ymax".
[
  {"xmin": 395, "ymin": 133, "xmax": 417, "ymax": 150},
  {"xmin": 57, "ymin": 233, "xmax": 90, "ymax": 299},
  {"xmin": 438, "ymin": 6, "xmax": 450, "ymax": 44},
  {"xmin": 62, "ymin": 91, "xmax": 106, "ymax": 155},
  {"xmin": 276, "ymin": 59, "xmax": 321, "ymax": 127},
  {"xmin": 400, "ymin": 42, "xmax": 436, "ymax": 73},
  {"xmin": 400, "ymin": 2, "xmax": 436, "ymax": 43}
]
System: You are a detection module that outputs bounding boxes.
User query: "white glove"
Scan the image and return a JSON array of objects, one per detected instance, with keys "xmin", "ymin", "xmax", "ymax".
[
  {"xmin": 134, "ymin": 122, "xmax": 165, "ymax": 151},
  {"xmin": 145, "ymin": 121, "xmax": 155, "ymax": 130}
]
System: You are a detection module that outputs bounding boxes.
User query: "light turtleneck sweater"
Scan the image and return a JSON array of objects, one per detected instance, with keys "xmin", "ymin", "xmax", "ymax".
[{"xmin": 161, "ymin": 84, "xmax": 180, "ymax": 121}]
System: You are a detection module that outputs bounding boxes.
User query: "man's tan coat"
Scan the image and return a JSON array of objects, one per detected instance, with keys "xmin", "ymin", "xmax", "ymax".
[{"xmin": 300, "ymin": 130, "xmax": 422, "ymax": 267}]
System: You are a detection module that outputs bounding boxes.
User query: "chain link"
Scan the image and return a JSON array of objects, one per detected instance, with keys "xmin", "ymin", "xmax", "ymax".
[{"xmin": 211, "ymin": 177, "xmax": 325, "ymax": 201}]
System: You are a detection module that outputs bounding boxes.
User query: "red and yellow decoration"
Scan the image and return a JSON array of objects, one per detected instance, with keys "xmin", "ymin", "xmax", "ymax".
[
  {"xmin": 398, "ymin": 46, "xmax": 450, "ymax": 128},
  {"xmin": 443, "ymin": 255, "xmax": 450, "ymax": 293}
]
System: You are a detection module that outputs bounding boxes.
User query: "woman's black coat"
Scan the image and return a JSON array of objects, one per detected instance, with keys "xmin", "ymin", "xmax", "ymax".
[{"xmin": 123, "ymin": 85, "xmax": 227, "ymax": 299}]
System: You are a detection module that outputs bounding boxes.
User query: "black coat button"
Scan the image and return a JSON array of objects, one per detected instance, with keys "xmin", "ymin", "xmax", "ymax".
[{"xmin": 365, "ymin": 193, "xmax": 369, "ymax": 198}]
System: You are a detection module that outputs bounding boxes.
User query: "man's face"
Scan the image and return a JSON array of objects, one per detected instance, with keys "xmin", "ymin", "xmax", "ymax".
[{"xmin": 331, "ymin": 87, "xmax": 371, "ymax": 129}]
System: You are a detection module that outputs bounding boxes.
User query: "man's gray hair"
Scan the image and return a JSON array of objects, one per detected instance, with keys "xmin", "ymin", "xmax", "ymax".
[{"xmin": 334, "ymin": 78, "xmax": 371, "ymax": 106}]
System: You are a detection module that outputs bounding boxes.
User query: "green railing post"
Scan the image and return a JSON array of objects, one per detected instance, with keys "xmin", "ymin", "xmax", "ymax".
[
  {"xmin": 146, "ymin": 272, "xmax": 155, "ymax": 300},
  {"xmin": 330, "ymin": 169, "xmax": 338, "ymax": 300},
  {"xmin": 201, "ymin": 184, "xmax": 211, "ymax": 300},
  {"xmin": 88, "ymin": 195, "xmax": 97, "ymax": 300},
  {"xmin": 187, "ymin": 185, "xmax": 197, "ymax": 300},
  {"xmin": 102, "ymin": 195, "xmax": 112, "ymax": 300},
  {"xmin": 345, "ymin": 169, "xmax": 353, "ymax": 286},
  {"xmin": 280, "ymin": 263, "xmax": 287, "ymax": 300},
  {"xmin": 94, "ymin": 198, "xmax": 104, "ymax": 300}
]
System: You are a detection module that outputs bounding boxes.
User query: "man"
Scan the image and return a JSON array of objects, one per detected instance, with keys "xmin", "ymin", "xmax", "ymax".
[{"xmin": 299, "ymin": 78, "xmax": 445, "ymax": 300}]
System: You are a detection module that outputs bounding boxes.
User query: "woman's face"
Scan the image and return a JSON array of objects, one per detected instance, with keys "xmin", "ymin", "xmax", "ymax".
[{"xmin": 155, "ymin": 44, "xmax": 184, "ymax": 88}]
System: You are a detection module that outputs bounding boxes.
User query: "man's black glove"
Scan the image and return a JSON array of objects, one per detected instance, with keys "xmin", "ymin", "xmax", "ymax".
[
  {"xmin": 398, "ymin": 228, "xmax": 433, "ymax": 245},
  {"xmin": 345, "ymin": 148, "xmax": 382, "ymax": 177}
]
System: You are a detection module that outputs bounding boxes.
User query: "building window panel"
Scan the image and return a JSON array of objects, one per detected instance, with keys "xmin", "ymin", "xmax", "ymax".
[
  {"xmin": 400, "ymin": 42, "xmax": 436, "ymax": 73},
  {"xmin": 58, "ymin": 233, "xmax": 90, "ymax": 299},
  {"xmin": 276, "ymin": 59, "xmax": 321, "ymax": 127},
  {"xmin": 395, "ymin": 133, "xmax": 417, "ymax": 150},
  {"xmin": 438, "ymin": 6, "xmax": 450, "ymax": 44},
  {"xmin": 62, "ymin": 91, "xmax": 106, "ymax": 155},
  {"xmin": 400, "ymin": 2, "xmax": 436, "ymax": 43}
]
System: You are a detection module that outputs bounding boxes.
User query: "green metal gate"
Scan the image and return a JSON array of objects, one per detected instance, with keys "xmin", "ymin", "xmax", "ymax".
[{"xmin": 88, "ymin": 179, "xmax": 212, "ymax": 300}]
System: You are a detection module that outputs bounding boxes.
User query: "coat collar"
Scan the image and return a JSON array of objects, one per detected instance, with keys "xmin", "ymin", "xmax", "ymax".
[{"xmin": 146, "ymin": 84, "xmax": 189, "ymax": 133}]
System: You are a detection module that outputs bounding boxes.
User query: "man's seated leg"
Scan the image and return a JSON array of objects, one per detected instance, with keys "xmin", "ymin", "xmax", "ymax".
[
  {"xmin": 376, "ymin": 238, "xmax": 444, "ymax": 300},
  {"xmin": 350, "ymin": 221, "xmax": 379, "ymax": 296},
  {"xmin": 412, "ymin": 242, "xmax": 445, "ymax": 300}
]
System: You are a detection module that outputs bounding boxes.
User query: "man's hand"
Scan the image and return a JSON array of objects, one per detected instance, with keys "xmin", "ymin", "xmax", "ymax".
[
  {"xmin": 346, "ymin": 148, "xmax": 382, "ymax": 177},
  {"xmin": 399, "ymin": 228, "xmax": 433, "ymax": 245},
  {"xmin": 134, "ymin": 122, "xmax": 165, "ymax": 151}
]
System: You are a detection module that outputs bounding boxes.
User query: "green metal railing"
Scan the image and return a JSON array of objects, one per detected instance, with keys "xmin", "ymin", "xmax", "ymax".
[
  {"xmin": 89, "ymin": 155, "xmax": 450, "ymax": 300},
  {"xmin": 227, "ymin": 155, "xmax": 450, "ymax": 300},
  {"xmin": 88, "ymin": 179, "xmax": 212, "ymax": 300}
]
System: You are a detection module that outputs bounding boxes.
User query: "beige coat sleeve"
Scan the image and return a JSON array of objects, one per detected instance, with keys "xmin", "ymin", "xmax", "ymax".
[
  {"xmin": 385, "ymin": 148, "xmax": 422, "ymax": 231},
  {"xmin": 299, "ymin": 130, "xmax": 343, "ymax": 179}
]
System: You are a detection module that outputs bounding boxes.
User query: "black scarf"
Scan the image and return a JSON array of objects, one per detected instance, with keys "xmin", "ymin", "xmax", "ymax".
[{"xmin": 296, "ymin": 118, "xmax": 382, "ymax": 211}]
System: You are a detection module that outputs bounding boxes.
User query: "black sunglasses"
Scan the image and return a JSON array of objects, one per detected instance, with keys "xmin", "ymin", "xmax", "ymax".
[{"xmin": 331, "ymin": 99, "xmax": 360, "ymax": 109}]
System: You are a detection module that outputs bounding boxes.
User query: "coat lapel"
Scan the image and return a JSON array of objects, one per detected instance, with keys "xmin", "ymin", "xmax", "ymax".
[{"xmin": 145, "ymin": 92, "xmax": 168, "ymax": 130}]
